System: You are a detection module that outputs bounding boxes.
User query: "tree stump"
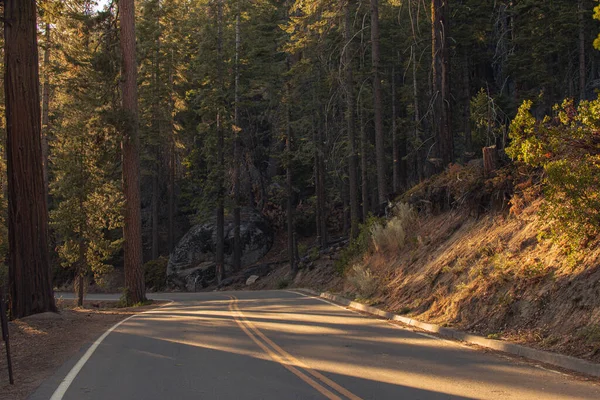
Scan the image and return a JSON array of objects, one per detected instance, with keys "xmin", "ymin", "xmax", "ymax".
[{"xmin": 483, "ymin": 145, "xmax": 499, "ymax": 178}]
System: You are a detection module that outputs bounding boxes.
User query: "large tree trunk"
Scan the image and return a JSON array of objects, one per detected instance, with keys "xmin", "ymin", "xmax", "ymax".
[
  {"xmin": 579, "ymin": 0, "xmax": 586, "ymax": 102},
  {"xmin": 371, "ymin": 0, "xmax": 387, "ymax": 208},
  {"xmin": 41, "ymin": 23, "xmax": 51, "ymax": 202},
  {"xmin": 119, "ymin": 0, "xmax": 146, "ymax": 304},
  {"xmin": 216, "ymin": 0, "xmax": 225, "ymax": 283},
  {"xmin": 431, "ymin": 0, "xmax": 453, "ymax": 170},
  {"xmin": 4, "ymin": 0, "xmax": 56, "ymax": 318},
  {"xmin": 233, "ymin": 12, "xmax": 242, "ymax": 271},
  {"xmin": 344, "ymin": 0, "xmax": 359, "ymax": 239}
]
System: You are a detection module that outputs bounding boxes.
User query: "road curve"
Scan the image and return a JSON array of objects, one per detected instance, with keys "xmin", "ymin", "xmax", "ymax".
[{"xmin": 32, "ymin": 290, "xmax": 600, "ymax": 400}]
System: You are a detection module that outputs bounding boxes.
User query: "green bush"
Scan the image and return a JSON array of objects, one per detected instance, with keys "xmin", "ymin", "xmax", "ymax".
[
  {"xmin": 507, "ymin": 99, "xmax": 600, "ymax": 244},
  {"xmin": 144, "ymin": 256, "xmax": 168, "ymax": 291},
  {"xmin": 335, "ymin": 215, "xmax": 383, "ymax": 273}
]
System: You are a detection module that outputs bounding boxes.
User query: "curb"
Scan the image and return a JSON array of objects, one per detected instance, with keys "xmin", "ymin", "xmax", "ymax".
[{"xmin": 296, "ymin": 288, "xmax": 600, "ymax": 379}]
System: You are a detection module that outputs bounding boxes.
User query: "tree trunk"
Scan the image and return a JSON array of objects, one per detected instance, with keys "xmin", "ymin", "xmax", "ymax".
[
  {"xmin": 151, "ymin": 151, "xmax": 159, "ymax": 260},
  {"xmin": 167, "ymin": 51, "xmax": 176, "ymax": 254},
  {"xmin": 215, "ymin": 0, "xmax": 225, "ymax": 283},
  {"xmin": 119, "ymin": 0, "xmax": 146, "ymax": 304},
  {"xmin": 431, "ymin": 0, "xmax": 453, "ymax": 170},
  {"xmin": 483, "ymin": 145, "xmax": 498, "ymax": 178},
  {"xmin": 391, "ymin": 78, "xmax": 398, "ymax": 194},
  {"xmin": 579, "ymin": 0, "xmax": 586, "ymax": 102},
  {"xmin": 4, "ymin": 0, "xmax": 56, "ymax": 318},
  {"xmin": 233, "ymin": 12, "xmax": 242, "ymax": 271},
  {"xmin": 463, "ymin": 56, "xmax": 472, "ymax": 155},
  {"xmin": 313, "ymin": 68, "xmax": 328, "ymax": 247},
  {"xmin": 41, "ymin": 23, "xmax": 51, "ymax": 202},
  {"xmin": 411, "ymin": 44, "xmax": 422, "ymax": 182},
  {"xmin": 344, "ymin": 0, "xmax": 359, "ymax": 239},
  {"xmin": 286, "ymin": 57, "xmax": 297, "ymax": 275},
  {"xmin": 151, "ymin": 11, "xmax": 161, "ymax": 261},
  {"xmin": 360, "ymin": 97, "xmax": 369, "ymax": 222},
  {"xmin": 77, "ymin": 238, "xmax": 85, "ymax": 307},
  {"xmin": 371, "ymin": 0, "xmax": 387, "ymax": 208}
]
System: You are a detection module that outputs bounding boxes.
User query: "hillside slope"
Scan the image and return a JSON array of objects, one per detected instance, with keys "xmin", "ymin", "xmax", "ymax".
[{"xmin": 257, "ymin": 163, "xmax": 600, "ymax": 363}]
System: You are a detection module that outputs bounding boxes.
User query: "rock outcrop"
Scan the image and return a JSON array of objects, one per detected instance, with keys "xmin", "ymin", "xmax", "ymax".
[{"xmin": 167, "ymin": 208, "xmax": 274, "ymax": 291}]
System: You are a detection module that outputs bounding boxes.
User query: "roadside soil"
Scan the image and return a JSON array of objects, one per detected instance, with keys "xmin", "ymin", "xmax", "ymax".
[{"xmin": 0, "ymin": 299, "xmax": 164, "ymax": 400}]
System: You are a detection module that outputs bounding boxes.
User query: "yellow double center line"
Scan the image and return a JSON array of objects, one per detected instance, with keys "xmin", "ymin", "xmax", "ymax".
[{"xmin": 229, "ymin": 296, "xmax": 362, "ymax": 400}]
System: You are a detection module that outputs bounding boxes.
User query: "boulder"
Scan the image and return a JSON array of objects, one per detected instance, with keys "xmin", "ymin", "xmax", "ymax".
[
  {"xmin": 246, "ymin": 275, "xmax": 260, "ymax": 285},
  {"xmin": 168, "ymin": 208, "xmax": 274, "ymax": 291}
]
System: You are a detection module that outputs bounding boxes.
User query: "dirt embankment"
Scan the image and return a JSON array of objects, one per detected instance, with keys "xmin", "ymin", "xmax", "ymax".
[{"xmin": 254, "ymin": 163, "xmax": 600, "ymax": 364}]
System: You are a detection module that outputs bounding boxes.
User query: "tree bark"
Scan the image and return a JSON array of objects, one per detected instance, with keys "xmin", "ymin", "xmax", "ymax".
[
  {"xmin": 167, "ymin": 50, "xmax": 176, "ymax": 254},
  {"xmin": 360, "ymin": 97, "xmax": 369, "ymax": 222},
  {"xmin": 151, "ymin": 151, "xmax": 159, "ymax": 260},
  {"xmin": 4, "ymin": 0, "xmax": 56, "ymax": 318},
  {"xmin": 151, "ymin": 31, "xmax": 160, "ymax": 261},
  {"xmin": 371, "ymin": 0, "xmax": 387, "ymax": 208},
  {"xmin": 463, "ymin": 55, "xmax": 472, "ymax": 155},
  {"xmin": 119, "ymin": 0, "xmax": 146, "ymax": 304},
  {"xmin": 344, "ymin": 0, "xmax": 359, "ymax": 239},
  {"xmin": 286, "ymin": 57, "xmax": 297, "ymax": 275},
  {"xmin": 431, "ymin": 0, "xmax": 453, "ymax": 170},
  {"xmin": 233, "ymin": 12, "xmax": 242, "ymax": 271},
  {"xmin": 313, "ymin": 68, "xmax": 328, "ymax": 247},
  {"xmin": 215, "ymin": 0, "xmax": 225, "ymax": 283},
  {"xmin": 391, "ymin": 67, "xmax": 399, "ymax": 194},
  {"xmin": 411, "ymin": 44, "xmax": 422, "ymax": 182},
  {"xmin": 77, "ymin": 238, "xmax": 85, "ymax": 307},
  {"xmin": 483, "ymin": 145, "xmax": 498, "ymax": 178},
  {"xmin": 41, "ymin": 23, "xmax": 51, "ymax": 202}
]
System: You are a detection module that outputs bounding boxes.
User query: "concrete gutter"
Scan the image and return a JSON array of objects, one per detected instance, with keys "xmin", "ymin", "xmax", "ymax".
[{"xmin": 297, "ymin": 288, "xmax": 600, "ymax": 379}]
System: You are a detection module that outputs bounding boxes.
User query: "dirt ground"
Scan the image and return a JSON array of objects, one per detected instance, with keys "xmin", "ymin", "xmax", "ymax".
[{"xmin": 0, "ymin": 299, "xmax": 164, "ymax": 400}]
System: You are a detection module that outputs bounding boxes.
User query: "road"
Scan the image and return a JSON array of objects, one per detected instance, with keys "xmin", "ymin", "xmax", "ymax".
[{"xmin": 32, "ymin": 290, "xmax": 600, "ymax": 400}]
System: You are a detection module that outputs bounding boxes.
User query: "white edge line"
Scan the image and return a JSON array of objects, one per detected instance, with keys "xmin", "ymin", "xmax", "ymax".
[{"xmin": 49, "ymin": 300, "xmax": 174, "ymax": 400}]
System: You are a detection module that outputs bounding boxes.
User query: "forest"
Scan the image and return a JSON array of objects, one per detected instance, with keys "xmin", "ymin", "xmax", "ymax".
[{"xmin": 1, "ymin": 0, "xmax": 600, "ymax": 318}]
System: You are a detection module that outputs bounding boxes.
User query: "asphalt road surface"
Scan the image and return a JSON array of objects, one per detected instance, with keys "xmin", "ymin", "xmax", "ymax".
[{"xmin": 32, "ymin": 290, "xmax": 600, "ymax": 399}]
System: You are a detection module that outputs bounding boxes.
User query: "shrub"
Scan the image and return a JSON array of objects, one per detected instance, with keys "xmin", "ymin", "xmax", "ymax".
[
  {"xmin": 144, "ymin": 256, "xmax": 168, "ymax": 291},
  {"xmin": 335, "ymin": 215, "xmax": 383, "ymax": 273},
  {"xmin": 507, "ymin": 99, "xmax": 600, "ymax": 244},
  {"xmin": 347, "ymin": 264, "xmax": 378, "ymax": 298},
  {"xmin": 370, "ymin": 203, "xmax": 416, "ymax": 253},
  {"xmin": 277, "ymin": 279, "xmax": 290, "ymax": 289}
]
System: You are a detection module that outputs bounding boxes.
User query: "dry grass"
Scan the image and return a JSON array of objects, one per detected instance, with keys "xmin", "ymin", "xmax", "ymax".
[{"xmin": 352, "ymin": 199, "xmax": 600, "ymax": 363}]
